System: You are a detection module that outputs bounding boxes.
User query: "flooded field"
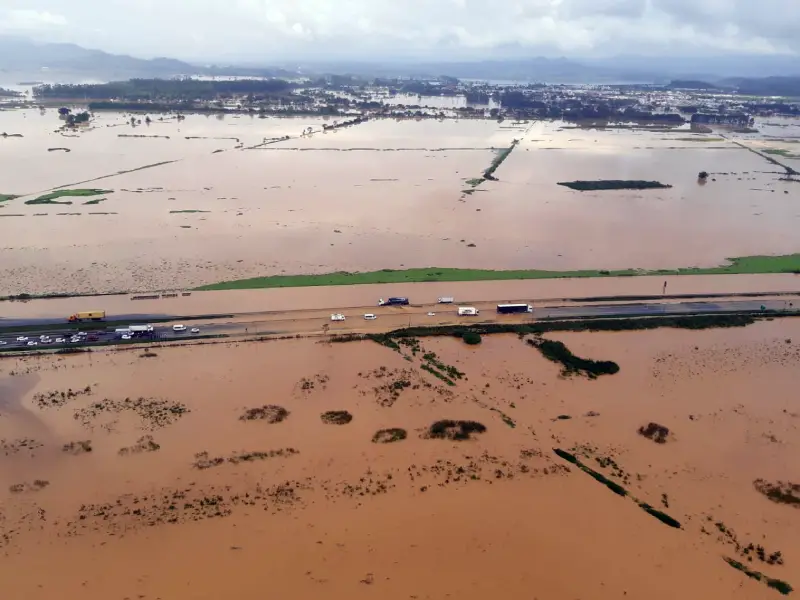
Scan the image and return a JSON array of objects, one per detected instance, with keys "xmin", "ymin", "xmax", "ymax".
[
  {"xmin": 1, "ymin": 319, "xmax": 798, "ymax": 598},
  {"xmin": 1, "ymin": 109, "xmax": 798, "ymax": 295}
]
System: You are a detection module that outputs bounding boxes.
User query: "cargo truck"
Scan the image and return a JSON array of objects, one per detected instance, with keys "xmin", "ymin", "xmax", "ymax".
[
  {"xmin": 457, "ymin": 306, "xmax": 479, "ymax": 316},
  {"xmin": 437, "ymin": 297, "xmax": 454, "ymax": 304},
  {"xmin": 68, "ymin": 310, "xmax": 106, "ymax": 322},
  {"xmin": 496, "ymin": 303, "xmax": 533, "ymax": 314},
  {"xmin": 378, "ymin": 297, "xmax": 409, "ymax": 306}
]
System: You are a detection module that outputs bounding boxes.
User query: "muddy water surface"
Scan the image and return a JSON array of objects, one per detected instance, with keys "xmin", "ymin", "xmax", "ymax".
[
  {"xmin": 0, "ymin": 320, "xmax": 798, "ymax": 598},
  {"xmin": 1, "ymin": 110, "xmax": 798, "ymax": 295}
]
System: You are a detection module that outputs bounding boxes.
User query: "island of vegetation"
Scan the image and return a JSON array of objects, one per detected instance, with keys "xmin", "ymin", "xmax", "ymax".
[
  {"xmin": 24, "ymin": 189, "xmax": 113, "ymax": 206},
  {"xmin": 557, "ymin": 180, "xmax": 673, "ymax": 191}
]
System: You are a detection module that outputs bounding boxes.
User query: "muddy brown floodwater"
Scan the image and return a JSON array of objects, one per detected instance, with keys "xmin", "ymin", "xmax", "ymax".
[
  {"xmin": 0, "ymin": 318, "xmax": 798, "ymax": 599},
  {"xmin": 1, "ymin": 111, "xmax": 798, "ymax": 295}
]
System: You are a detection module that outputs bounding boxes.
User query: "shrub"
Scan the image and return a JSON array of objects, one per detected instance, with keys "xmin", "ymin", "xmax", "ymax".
[
  {"xmin": 462, "ymin": 331, "xmax": 482, "ymax": 345},
  {"xmin": 528, "ymin": 338, "xmax": 619, "ymax": 378},
  {"xmin": 372, "ymin": 428, "xmax": 408, "ymax": 443},
  {"xmin": 426, "ymin": 420, "xmax": 486, "ymax": 441},
  {"xmin": 239, "ymin": 405, "xmax": 289, "ymax": 423},
  {"xmin": 320, "ymin": 410, "xmax": 353, "ymax": 425},
  {"xmin": 638, "ymin": 422, "xmax": 670, "ymax": 443}
]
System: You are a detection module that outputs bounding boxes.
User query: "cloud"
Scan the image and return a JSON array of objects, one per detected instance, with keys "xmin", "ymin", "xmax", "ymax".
[
  {"xmin": 1, "ymin": 9, "xmax": 67, "ymax": 32},
  {"xmin": 1, "ymin": 0, "xmax": 798, "ymax": 60}
]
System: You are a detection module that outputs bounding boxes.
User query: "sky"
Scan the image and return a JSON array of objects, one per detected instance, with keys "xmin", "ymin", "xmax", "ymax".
[{"xmin": 0, "ymin": 0, "xmax": 798, "ymax": 62}]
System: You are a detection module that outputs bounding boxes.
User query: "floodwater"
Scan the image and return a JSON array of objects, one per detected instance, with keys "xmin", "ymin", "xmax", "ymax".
[
  {"xmin": 1, "ymin": 109, "xmax": 798, "ymax": 295},
  {"xmin": 1, "ymin": 319, "xmax": 798, "ymax": 598}
]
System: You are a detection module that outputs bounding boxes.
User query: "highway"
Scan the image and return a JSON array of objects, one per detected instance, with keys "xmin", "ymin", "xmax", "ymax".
[{"xmin": 1, "ymin": 297, "xmax": 796, "ymax": 352}]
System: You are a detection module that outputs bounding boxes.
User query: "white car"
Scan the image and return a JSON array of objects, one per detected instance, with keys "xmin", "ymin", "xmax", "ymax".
[
  {"xmin": 41, "ymin": 338, "xmax": 53, "ymax": 344},
  {"xmin": 190, "ymin": 327, "xmax": 200, "ymax": 334},
  {"xmin": 0, "ymin": 341, "xmax": 7, "ymax": 346},
  {"xmin": 121, "ymin": 334, "xmax": 132, "ymax": 340},
  {"xmin": 55, "ymin": 338, "xmax": 65, "ymax": 344},
  {"xmin": 16, "ymin": 336, "xmax": 28, "ymax": 342},
  {"xmin": 27, "ymin": 341, "xmax": 38, "ymax": 347},
  {"xmin": 427, "ymin": 312, "xmax": 436, "ymax": 317},
  {"xmin": 363, "ymin": 314, "xmax": 377, "ymax": 320},
  {"xmin": 77, "ymin": 332, "xmax": 87, "ymax": 336},
  {"xmin": 70, "ymin": 337, "xmax": 81, "ymax": 343},
  {"xmin": 172, "ymin": 324, "xmax": 187, "ymax": 332},
  {"xmin": 330, "ymin": 313, "xmax": 345, "ymax": 322}
]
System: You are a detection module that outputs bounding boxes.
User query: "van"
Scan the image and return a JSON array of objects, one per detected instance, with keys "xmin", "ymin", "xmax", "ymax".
[
  {"xmin": 173, "ymin": 324, "xmax": 187, "ymax": 332},
  {"xmin": 363, "ymin": 313, "xmax": 377, "ymax": 320}
]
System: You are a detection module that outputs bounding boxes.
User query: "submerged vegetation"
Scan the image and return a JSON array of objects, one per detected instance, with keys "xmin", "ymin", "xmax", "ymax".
[
  {"xmin": 239, "ymin": 405, "xmax": 289, "ymax": 423},
  {"xmin": 554, "ymin": 449, "xmax": 682, "ymax": 528},
  {"xmin": 25, "ymin": 188, "xmax": 113, "ymax": 206},
  {"xmin": 426, "ymin": 420, "xmax": 487, "ymax": 441},
  {"xmin": 527, "ymin": 338, "xmax": 620, "ymax": 378},
  {"xmin": 320, "ymin": 410, "xmax": 353, "ymax": 425},
  {"xmin": 753, "ymin": 479, "xmax": 800, "ymax": 507},
  {"xmin": 372, "ymin": 428, "xmax": 408, "ymax": 443},
  {"xmin": 638, "ymin": 422, "xmax": 671, "ymax": 444},
  {"xmin": 197, "ymin": 254, "xmax": 800, "ymax": 290},
  {"xmin": 0, "ymin": 194, "xmax": 19, "ymax": 203},
  {"xmin": 723, "ymin": 557, "xmax": 793, "ymax": 596},
  {"xmin": 557, "ymin": 180, "xmax": 673, "ymax": 191}
]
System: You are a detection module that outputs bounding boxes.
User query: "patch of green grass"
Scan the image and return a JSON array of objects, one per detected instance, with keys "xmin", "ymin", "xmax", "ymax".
[
  {"xmin": 170, "ymin": 210, "xmax": 210, "ymax": 214},
  {"xmin": 528, "ymin": 338, "xmax": 620, "ymax": 378},
  {"xmin": 25, "ymin": 188, "xmax": 113, "ymax": 206},
  {"xmin": 674, "ymin": 137, "xmax": 725, "ymax": 142},
  {"xmin": 558, "ymin": 180, "xmax": 672, "ymax": 191},
  {"xmin": 0, "ymin": 194, "xmax": 19, "ymax": 203},
  {"xmin": 764, "ymin": 148, "xmax": 797, "ymax": 157},
  {"xmin": 196, "ymin": 254, "xmax": 800, "ymax": 291},
  {"xmin": 82, "ymin": 198, "xmax": 106, "ymax": 205}
]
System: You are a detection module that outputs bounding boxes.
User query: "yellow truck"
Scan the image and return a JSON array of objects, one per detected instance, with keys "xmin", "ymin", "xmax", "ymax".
[{"xmin": 67, "ymin": 310, "xmax": 106, "ymax": 322}]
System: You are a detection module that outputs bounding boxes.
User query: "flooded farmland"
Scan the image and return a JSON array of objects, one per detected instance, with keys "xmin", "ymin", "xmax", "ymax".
[
  {"xmin": 0, "ymin": 108, "xmax": 798, "ymax": 295},
  {"xmin": 1, "ymin": 319, "xmax": 798, "ymax": 599}
]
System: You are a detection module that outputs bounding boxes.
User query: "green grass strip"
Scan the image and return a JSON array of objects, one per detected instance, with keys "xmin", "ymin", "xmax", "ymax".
[
  {"xmin": 25, "ymin": 188, "xmax": 112, "ymax": 205},
  {"xmin": 195, "ymin": 255, "xmax": 800, "ymax": 291}
]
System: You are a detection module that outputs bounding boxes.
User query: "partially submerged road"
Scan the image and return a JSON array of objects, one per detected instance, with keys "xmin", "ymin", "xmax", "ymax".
[{"xmin": 1, "ymin": 297, "xmax": 796, "ymax": 351}]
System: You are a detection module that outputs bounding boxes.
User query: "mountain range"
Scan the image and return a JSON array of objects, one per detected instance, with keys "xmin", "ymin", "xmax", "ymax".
[{"xmin": 1, "ymin": 36, "xmax": 798, "ymax": 85}]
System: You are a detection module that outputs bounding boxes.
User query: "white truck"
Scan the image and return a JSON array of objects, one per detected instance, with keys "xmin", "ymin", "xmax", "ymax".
[
  {"xmin": 457, "ymin": 306, "xmax": 479, "ymax": 316},
  {"xmin": 129, "ymin": 324, "xmax": 154, "ymax": 333},
  {"xmin": 330, "ymin": 313, "xmax": 346, "ymax": 322},
  {"xmin": 437, "ymin": 297, "xmax": 454, "ymax": 304}
]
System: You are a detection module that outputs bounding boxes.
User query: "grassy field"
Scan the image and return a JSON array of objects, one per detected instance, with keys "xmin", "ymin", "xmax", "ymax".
[
  {"xmin": 0, "ymin": 193, "xmax": 19, "ymax": 203},
  {"xmin": 196, "ymin": 254, "xmax": 800, "ymax": 291},
  {"xmin": 25, "ymin": 188, "xmax": 113, "ymax": 205}
]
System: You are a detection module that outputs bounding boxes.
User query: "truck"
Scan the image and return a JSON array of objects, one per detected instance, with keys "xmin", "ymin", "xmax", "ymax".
[
  {"xmin": 68, "ymin": 310, "xmax": 106, "ymax": 322},
  {"xmin": 330, "ymin": 313, "xmax": 346, "ymax": 322},
  {"xmin": 496, "ymin": 303, "xmax": 533, "ymax": 314},
  {"xmin": 128, "ymin": 324, "xmax": 154, "ymax": 333},
  {"xmin": 378, "ymin": 297, "xmax": 409, "ymax": 306},
  {"xmin": 457, "ymin": 306, "xmax": 479, "ymax": 316},
  {"xmin": 437, "ymin": 297, "xmax": 454, "ymax": 304}
]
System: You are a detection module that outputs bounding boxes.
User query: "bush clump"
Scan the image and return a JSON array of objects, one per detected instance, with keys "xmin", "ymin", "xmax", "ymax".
[
  {"xmin": 320, "ymin": 410, "xmax": 353, "ymax": 425},
  {"xmin": 462, "ymin": 331, "xmax": 482, "ymax": 345},
  {"xmin": 528, "ymin": 338, "xmax": 619, "ymax": 378},
  {"xmin": 638, "ymin": 422, "xmax": 670, "ymax": 444},
  {"xmin": 62, "ymin": 440, "xmax": 93, "ymax": 454},
  {"xmin": 426, "ymin": 420, "xmax": 486, "ymax": 441},
  {"xmin": 753, "ymin": 479, "xmax": 800, "ymax": 507},
  {"xmin": 239, "ymin": 405, "xmax": 289, "ymax": 423},
  {"xmin": 372, "ymin": 428, "xmax": 408, "ymax": 443}
]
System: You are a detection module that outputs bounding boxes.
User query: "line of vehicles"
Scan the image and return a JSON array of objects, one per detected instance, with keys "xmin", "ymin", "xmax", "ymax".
[{"xmin": 331, "ymin": 298, "xmax": 533, "ymax": 321}]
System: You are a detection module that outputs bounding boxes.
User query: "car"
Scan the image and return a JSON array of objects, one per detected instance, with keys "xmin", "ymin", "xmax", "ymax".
[
  {"xmin": 190, "ymin": 327, "xmax": 200, "ymax": 334},
  {"xmin": 363, "ymin": 314, "xmax": 377, "ymax": 320},
  {"xmin": 39, "ymin": 335, "xmax": 50, "ymax": 341},
  {"xmin": 26, "ymin": 341, "xmax": 38, "ymax": 347},
  {"xmin": 16, "ymin": 336, "xmax": 28, "ymax": 342},
  {"xmin": 427, "ymin": 312, "xmax": 436, "ymax": 316},
  {"xmin": 77, "ymin": 332, "xmax": 87, "ymax": 336},
  {"xmin": 41, "ymin": 338, "xmax": 53, "ymax": 344},
  {"xmin": 70, "ymin": 337, "xmax": 81, "ymax": 343},
  {"xmin": 55, "ymin": 338, "xmax": 65, "ymax": 344},
  {"xmin": 121, "ymin": 334, "xmax": 132, "ymax": 340},
  {"xmin": 0, "ymin": 341, "xmax": 7, "ymax": 346},
  {"xmin": 330, "ymin": 313, "xmax": 345, "ymax": 322},
  {"xmin": 173, "ymin": 324, "xmax": 187, "ymax": 332}
]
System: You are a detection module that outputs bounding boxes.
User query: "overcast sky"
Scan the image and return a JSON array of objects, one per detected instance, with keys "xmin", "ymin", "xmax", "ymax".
[{"xmin": 1, "ymin": 0, "xmax": 798, "ymax": 62}]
